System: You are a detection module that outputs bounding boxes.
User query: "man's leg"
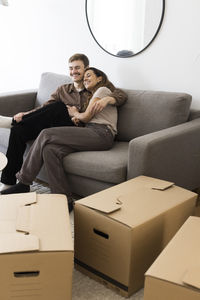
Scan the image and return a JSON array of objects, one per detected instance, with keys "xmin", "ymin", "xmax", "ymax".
[
  {"xmin": 21, "ymin": 101, "xmax": 74, "ymax": 129},
  {"xmin": 1, "ymin": 102, "xmax": 73, "ymax": 185}
]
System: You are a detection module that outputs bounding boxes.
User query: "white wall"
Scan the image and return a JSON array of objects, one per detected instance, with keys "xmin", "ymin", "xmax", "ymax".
[{"xmin": 0, "ymin": 0, "xmax": 200, "ymax": 108}]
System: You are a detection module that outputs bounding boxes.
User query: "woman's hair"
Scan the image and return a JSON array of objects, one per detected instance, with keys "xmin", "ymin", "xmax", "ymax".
[
  {"xmin": 84, "ymin": 67, "xmax": 115, "ymax": 94},
  {"xmin": 68, "ymin": 53, "xmax": 89, "ymax": 68}
]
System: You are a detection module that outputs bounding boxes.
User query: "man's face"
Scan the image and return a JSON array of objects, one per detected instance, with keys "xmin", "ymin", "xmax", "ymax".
[{"xmin": 68, "ymin": 60, "xmax": 86, "ymax": 83}]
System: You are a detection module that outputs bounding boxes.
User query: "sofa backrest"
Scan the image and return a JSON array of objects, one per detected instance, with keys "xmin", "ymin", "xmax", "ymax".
[
  {"xmin": 116, "ymin": 89, "xmax": 192, "ymax": 141},
  {"xmin": 35, "ymin": 72, "xmax": 72, "ymax": 107},
  {"xmin": 36, "ymin": 73, "xmax": 192, "ymax": 142}
]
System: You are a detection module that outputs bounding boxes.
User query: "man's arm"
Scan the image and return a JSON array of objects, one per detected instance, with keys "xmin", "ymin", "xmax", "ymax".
[
  {"xmin": 110, "ymin": 88, "xmax": 128, "ymax": 106},
  {"xmin": 90, "ymin": 88, "xmax": 127, "ymax": 114},
  {"xmin": 13, "ymin": 86, "xmax": 61, "ymax": 123},
  {"xmin": 67, "ymin": 97, "xmax": 100, "ymax": 123}
]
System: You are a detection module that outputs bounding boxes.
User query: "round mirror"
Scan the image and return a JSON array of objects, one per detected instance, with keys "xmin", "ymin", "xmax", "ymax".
[{"xmin": 86, "ymin": 0, "xmax": 165, "ymax": 58}]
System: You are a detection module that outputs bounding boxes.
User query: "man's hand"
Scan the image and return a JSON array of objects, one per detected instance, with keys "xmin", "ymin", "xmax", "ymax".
[
  {"xmin": 90, "ymin": 96, "xmax": 116, "ymax": 114},
  {"xmin": 67, "ymin": 105, "xmax": 78, "ymax": 117},
  {"xmin": 13, "ymin": 112, "xmax": 25, "ymax": 123}
]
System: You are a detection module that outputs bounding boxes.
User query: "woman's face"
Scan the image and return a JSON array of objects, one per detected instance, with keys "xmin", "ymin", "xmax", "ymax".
[{"xmin": 83, "ymin": 70, "xmax": 102, "ymax": 91}]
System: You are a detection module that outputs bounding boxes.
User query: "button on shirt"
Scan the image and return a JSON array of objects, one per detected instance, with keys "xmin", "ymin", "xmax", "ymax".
[{"xmin": 46, "ymin": 84, "xmax": 91, "ymax": 112}]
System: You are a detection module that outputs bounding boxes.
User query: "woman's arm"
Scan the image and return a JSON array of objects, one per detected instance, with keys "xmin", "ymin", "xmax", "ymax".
[
  {"xmin": 67, "ymin": 97, "xmax": 100, "ymax": 123},
  {"xmin": 68, "ymin": 86, "xmax": 113, "ymax": 123}
]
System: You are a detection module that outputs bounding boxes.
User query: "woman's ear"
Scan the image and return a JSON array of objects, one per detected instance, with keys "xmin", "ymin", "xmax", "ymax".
[{"xmin": 97, "ymin": 76, "xmax": 102, "ymax": 83}]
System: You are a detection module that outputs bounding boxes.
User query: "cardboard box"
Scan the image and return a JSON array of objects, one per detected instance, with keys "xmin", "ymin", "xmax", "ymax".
[
  {"xmin": 144, "ymin": 216, "xmax": 200, "ymax": 300},
  {"xmin": 0, "ymin": 192, "xmax": 73, "ymax": 300},
  {"xmin": 195, "ymin": 194, "xmax": 200, "ymax": 217},
  {"xmin": 74, "ymin": 176, "xmax": 197, "ymax": 297}
]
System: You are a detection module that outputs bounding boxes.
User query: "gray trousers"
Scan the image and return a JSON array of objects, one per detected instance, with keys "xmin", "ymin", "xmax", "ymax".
[{"xmin": 16, "ymin": 123, "xmax": 114, "ymax": 196}]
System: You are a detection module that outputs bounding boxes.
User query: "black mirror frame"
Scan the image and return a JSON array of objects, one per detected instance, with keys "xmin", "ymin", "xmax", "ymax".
[{"xmin": 85, "ymin": 0, "xmax": 165, "ymax": 58}]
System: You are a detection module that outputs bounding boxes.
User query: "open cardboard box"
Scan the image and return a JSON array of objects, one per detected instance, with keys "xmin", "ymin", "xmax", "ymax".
[
  {"xmin": 74, "ymin": 176, "xmax": 197, "ymax": 297},
  {"xmin": 144, "ymin": 216, "xmax": 200, "ymax": 300},
  {"xmin": 0, "ymin": 192, "xmax": 73, "ymax": 300}
]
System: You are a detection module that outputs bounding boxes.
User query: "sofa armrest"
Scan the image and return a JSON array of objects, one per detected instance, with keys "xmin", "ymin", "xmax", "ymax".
[
  {"xmin": 128, "ymin": 118, "xmax": 200, "ymax": 190},
  {"xmin": 0, "ymin": 89, "xmax": 37, "ymax": 116}
]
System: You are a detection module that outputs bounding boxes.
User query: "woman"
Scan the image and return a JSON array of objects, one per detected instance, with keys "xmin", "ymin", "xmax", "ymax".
[
  {"xmin": 1, "ymin": 68, "xmax": 118, "ymax": 212},
  {"xmin": 68, "ymin": 67, "xmax": 117, "ymax": 137}
]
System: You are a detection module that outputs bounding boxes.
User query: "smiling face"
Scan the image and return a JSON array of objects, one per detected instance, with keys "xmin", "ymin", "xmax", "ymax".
[
  {"xmin": 83, "ymin": 69, "xmax": 102, "ymax": 91},
  {"xmin": 68, "ymin": 60, "xmax": 85, "ymax": 84}
]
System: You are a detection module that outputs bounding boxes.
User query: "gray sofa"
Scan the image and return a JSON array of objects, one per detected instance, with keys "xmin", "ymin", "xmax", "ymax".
[{"xmin": 0, "ymin": 72, "xmax": 200, "ymax": 197}]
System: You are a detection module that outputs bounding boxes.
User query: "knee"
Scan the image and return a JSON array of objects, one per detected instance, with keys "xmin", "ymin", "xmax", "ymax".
[{"xmin": 38, "ymin": 128, "xmax": 52, "ymax": 141}]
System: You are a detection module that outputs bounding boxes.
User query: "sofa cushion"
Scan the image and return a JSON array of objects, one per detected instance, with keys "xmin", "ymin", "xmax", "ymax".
[
  {"xmin": 63, "ymin": 142, "xmax": 128, "ymax": 184},
  {"xmin": 117, "ymin": 90, "xmax": 192, "ymax": 141},
  {"xmin": 35, "ymin": 72, "xmax": 72, "ymax": 107},
  {"xmin": 0, "ymin": 128, "xmax": 10, "ymax": 150}
]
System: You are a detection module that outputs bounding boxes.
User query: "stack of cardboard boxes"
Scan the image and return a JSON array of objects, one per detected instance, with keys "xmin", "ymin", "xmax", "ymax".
[
  {"xmin": 74, "ymin": 176, "xmax": 198, "ymax": 298},
  {"xmin": 0, "ymin": 153, "xmax": 199, "ymax": 299}
]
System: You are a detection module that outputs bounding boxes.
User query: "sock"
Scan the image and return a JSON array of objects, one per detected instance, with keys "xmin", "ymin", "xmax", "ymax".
[{"xmin": 0, "ymin": 115, "xmax": 12, "ymax": 129}]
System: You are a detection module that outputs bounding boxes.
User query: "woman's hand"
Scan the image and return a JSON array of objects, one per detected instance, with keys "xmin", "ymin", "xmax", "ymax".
[
  {"xmin": 67, "ymin": 105, "xmax": 78, "ymax": 117},
  {"xmin": 13, "ymin": 112, "xmax": 25, "ymax": 123}
]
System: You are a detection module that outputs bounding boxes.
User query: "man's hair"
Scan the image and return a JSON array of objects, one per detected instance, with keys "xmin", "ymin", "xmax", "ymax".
[{"xmin": 68, "ymin": 53, "xmax": 89, "ymax": 68}]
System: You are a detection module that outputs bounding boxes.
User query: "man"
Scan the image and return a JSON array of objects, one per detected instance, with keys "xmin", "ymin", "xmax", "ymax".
[{"xmin": 0, "ymin": 53, "xmax": 127, "ymax": 197}]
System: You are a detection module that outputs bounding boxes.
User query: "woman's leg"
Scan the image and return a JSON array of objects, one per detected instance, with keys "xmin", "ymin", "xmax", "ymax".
[{"xmin": 15, "ymin": 125, "xmax": 114, "ymax": 195}]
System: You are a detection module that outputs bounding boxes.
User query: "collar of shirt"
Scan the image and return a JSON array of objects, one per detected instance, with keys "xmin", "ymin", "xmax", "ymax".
[{"xmin": 67, "ymin": 83, "xmax": 87, "ymax": 94}]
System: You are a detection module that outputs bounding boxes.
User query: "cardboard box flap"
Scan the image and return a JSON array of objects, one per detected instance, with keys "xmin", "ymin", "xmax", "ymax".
[
  {"xmin": 76, "ymin": 195, "xmax": 122, "ymax": 213},
  {"xmin": 182, "ymin": 267, "xmax": 200, "ymax": 290},
  {"xmin": 0, "ymin": 233, "xmax": 39, "ymax": 253},
  {"xmin": 151, "ymin": 181, "xmax": 174, "ymax": 191},
  {"xmin": 16, "ymin": 205, "xmax": 32, "ymax": 233},
  {"xmin": 0, "ymin": 193, "xmax": 73, "ymax": 253},
  {"xmin": 0, "ymin": 191, "xmax": 37, "ymax": 207},
  {"xmin": 28, "ymin": 194, "xmax": 74, "ymax": 251},
  {"xmin": 77, "ymin": 177, "xmax": 196, "ymax": 228},
  {"xmin": 15, "ymin": 193, "xmax": 37, "ymax": 233},
  {"xmin": 130, "ymin": 176, "xmax": 174, "ymax": 190}
]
